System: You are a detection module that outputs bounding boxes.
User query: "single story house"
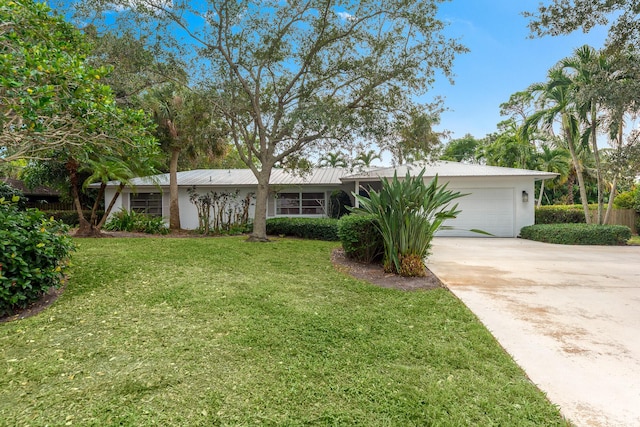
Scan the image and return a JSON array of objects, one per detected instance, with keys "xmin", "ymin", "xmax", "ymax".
[{"xmin": 101, "ymin": 161, "xmax": 556, "ymax": 237}]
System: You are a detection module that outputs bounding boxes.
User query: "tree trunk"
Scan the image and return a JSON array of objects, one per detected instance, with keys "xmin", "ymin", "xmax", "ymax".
[
  {"xmin": 563, "ymin": 120, "xmax": 590, "ymax": 223},
  {"xmin": 537, "ymin": 180, "xmax": 545, "ymax": 208},
  {"xmin": 604, "ymin": 177, "xmax": 617, "ymax": 225},
  {"xmin": 590, "ymin": 105, "xmax": 604, "ymax": 224},
  {"xmin": 247, "ymin": 167, "xmax": 272, "ymax": 242},
  {"xmin": 97, "ymin": 183, "xmax": 125, "ymax": 229},
  {"xmin": 169, "ymin": 148, "xmax": 181, "ymax": 230},
  {"xmin": 67, "ymin": 158, "xmax": 103, "ymax": 237}
]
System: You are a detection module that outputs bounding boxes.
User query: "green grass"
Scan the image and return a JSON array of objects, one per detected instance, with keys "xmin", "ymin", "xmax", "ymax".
[
  {"xmin": 1, "ymin": 237, "xmax": 568, "ymax": 426},
  {"xmin": 628, "ymin": 235, "xmax": 640, "ymax": 245}
]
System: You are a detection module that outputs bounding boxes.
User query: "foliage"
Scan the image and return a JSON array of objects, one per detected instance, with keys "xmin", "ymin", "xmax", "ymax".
[
  {"xmin": 73, "ymin": 0, "xmax": 467, "ymax": 241},
  {"xmin": 535, "ymin": 205, "xmax": 586, "ymax": 224},
  {"xmin": 525, "ymin": 0, "xmax": 640, "ymax": 50},
  {"xmin": 439, "ymin": 133, "xmax": 481, "ymax": 163},
  {"xmin": 104, "ymin": 209, "xmax": 168, "ymax": 235},
  {"xmin": 317, "ymin": 152, "xmax": 348, "ymax": 168},
  {"xmin": 0, "ymin": 199, "xmax": 74, "ymax": 316},
  {"xmin": 353, "ymin": 170, "xmax": 463, "ymax": 277},
  {"xmin": 45, "ymin": 210, "xmax": 104, "ymax": 226},
  {"xmin": 384, "ymin": 108, "xmax": 446, "ymax": 165},
  {"xmin": 0, "ymin": 181, "xmax": 26, "ymax": 210},
  {"xmin": 520, "ymin": 223, "xmax": 631, "ymax": 245},
  {"xmin": 187, "ymin": 187, "xmax": 253, "ymax": 235},
  {"xmin": 265, "ymin": 217, "xmax": 339, "ymax": 241},
  {"xmin": 0, "ymin": 237, "xmax": 567, "ymax": 425},
  {"xmin": 337, "ymin": 214, "xmax": 384, "ymax": 263},
  {"xmin": 0, "ymin": 0, "xmax": 155, "ymax": 165},
  {"xmin": 613, "ymin": 187, "xmax": 638, "ymax": 210},
  {"xmin": 327, "ymin": 190, "xmax": 352, "ymax": 219}
]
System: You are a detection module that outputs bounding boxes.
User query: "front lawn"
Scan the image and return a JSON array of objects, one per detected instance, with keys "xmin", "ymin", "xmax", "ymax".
[{"xmin": 0, "ymin": 237, "xmax": 567, "ymax": 426}]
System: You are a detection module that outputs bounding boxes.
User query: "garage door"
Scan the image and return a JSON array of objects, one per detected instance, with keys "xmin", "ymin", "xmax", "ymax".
[{"xmin": 435, "ymin": 188, "xmax": 514, "ymax": 237}]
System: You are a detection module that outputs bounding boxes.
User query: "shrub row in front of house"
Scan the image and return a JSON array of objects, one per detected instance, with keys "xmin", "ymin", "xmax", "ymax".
[
  {"xmin": 520, "ymin": 223, "xmax": 631, "ymax": 245},
  {"xmin": 336, "ymin": 214, "xmax": 384, "ymax": 263},
  {"xmin": 265, "ymin": 217, "xmax": 340, "ymax": 241}
]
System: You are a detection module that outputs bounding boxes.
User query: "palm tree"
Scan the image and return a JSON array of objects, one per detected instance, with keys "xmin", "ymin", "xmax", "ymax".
[
  {"xmin": 145, "ymin": 84, "xmax": 226, "ymax": 230},
  {"xmin": 561, "ymin": 45, "xmax": 610, "ymax": 223},
  {"xmin": 318, "ymin": 152, "xmax": 348, "ymax": 168},
  {"xmin": 523, "ymin": 68, "xmax": 593, "ymax": 222},
  {"xmin": 354, "ymin": 150, "xmax": 381, "ymax": 168},
  {"xmin": 534, "ymin": 144, "xmax": 570, "ymax": 207}
]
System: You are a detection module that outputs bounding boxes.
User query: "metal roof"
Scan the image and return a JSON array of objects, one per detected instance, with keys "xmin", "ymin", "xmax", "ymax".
[
  {"xmin": 341, "ymin": 161, "xmax": 558, "ymax": 181},
  {"xmin": 102, "ymin": 161, "xmax": 557, "ymax": 188},
  {"xmin": 116, "ymin": 167, "xmax": 350, "ymax": 188}
]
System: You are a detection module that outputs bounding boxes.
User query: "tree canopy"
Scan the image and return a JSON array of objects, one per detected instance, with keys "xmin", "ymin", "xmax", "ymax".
[{"xmin": 525, "ymin": 0, "xmax": 640, "ymax": 50}]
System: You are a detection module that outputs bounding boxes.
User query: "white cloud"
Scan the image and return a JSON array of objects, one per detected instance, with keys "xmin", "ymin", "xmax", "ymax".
[{"xmin": 336, "ymin": 11, "xmax": 356, "ymax": 22}]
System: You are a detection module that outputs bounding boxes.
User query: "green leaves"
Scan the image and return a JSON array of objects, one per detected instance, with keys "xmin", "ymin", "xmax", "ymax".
[
  {"xmin": 352, "ymin": 169, "xmax": 464, "ymax": 276},
  {"xmin": 0, "ymin": 200, "xmax": 75, "ymax": 316}
]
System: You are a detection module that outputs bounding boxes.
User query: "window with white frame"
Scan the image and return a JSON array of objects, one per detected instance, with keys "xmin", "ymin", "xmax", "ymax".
[
  {"xmin": 130, "ymin": 193, "xmax": 162, "ymax": 216},
  {"xmin": 276, "ymin": 192, "xmax": 325, "ymax": 215}
]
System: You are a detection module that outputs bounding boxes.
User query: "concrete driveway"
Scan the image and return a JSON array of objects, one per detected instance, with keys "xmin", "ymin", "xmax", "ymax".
[{"xmin": 427, "ymin": 238, "xmax": 640, "ymax": 427}]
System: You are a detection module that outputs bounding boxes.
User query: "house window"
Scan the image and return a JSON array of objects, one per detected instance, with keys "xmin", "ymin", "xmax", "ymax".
[
  {"xmin": 130, "ymin": 193, "xmax": 162, "ymax": 216},
  {"xmin": 276, "ymin": 192, "xmax": 325, "ymax": 215}
]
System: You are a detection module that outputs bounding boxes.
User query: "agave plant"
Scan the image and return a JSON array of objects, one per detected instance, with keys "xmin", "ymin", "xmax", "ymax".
[{"xmin": 353, "ymin": 169, "xmax": 464, "ymax": 277}]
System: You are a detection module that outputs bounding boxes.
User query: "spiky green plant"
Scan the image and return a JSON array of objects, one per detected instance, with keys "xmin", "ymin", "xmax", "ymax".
[{"xmin": 353, "ymin": 169, "xmax": 464, "ymax": 276}]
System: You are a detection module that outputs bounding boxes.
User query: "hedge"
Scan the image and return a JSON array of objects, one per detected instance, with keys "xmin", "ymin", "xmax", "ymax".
[
  {"xmin": 520, "ymin": 223, "xmax": 631, "ymax": 245},
  {"xmin": 337, "ymin": 214, "xmax": 384, "ymax": 263},
  {"xmin": 265, "ymin": 217, "xmax": 339, "ymax": 241},
  {"xmin": 535, "ymin": 205, "xmax": 586, "ymax": 224}
]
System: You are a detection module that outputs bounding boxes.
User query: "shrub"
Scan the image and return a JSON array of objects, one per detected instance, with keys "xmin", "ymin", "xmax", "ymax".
[
  {"xmin": 104, "ymin": 209, "xmax": 169, "ymax": 235},
  {"xmin": 535, "ymin": 205, "xmax": 586, "ymax": 224},
  {"xmin": 520, "ymin": 223, "xmax": 631, "ymax": 245},
  {"xmin": 614, "ymin": 188, "xmax": 637, "ymax": 210},
  {"xmin": 337, "ymin": 214, "xmax": 384, "ymax": 263},
  {"xmin": 265, "ymin": 217, "xmax": 339, "ymax": 241},
  {"xmin": 0, "ymin": 181, "xmax": 26, "ymax": 210},
  {"xmin": 353, "ymin": 170, "xmax": 463, "ymax": 277},
  {"xmin": 0, "ymin": 200, "xmax": 75, "ymax": 316},
  {"xmin": 44, "ymin": 210, "xmax": 105, "ymax": 226}
]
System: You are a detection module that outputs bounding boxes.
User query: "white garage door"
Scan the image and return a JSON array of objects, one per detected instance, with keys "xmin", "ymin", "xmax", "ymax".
[{"xmin": 435, "ymin": 188, "xmax": 515, "ymax": 237}]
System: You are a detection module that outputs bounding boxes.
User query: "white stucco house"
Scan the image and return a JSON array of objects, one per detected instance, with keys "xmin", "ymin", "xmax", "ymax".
[{"xmin": 101, "ymin": 161, "xmax": 556, "ymax": 237}]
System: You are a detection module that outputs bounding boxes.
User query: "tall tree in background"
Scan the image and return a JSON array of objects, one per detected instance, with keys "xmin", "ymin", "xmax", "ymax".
[
  {"xmin": 145, "ymin": 84, "xmax": 226, "ymax": 229},
  {"xmin": 385, "ymin": 108, "xmax": 446, "ymax": 165},
  {"xmin": 439, "ymin": 134, "xmax": 481, "ymax": 163},
  {"xmin": 72, "ymin": 0, "xmax": 466, "ymax": 241},
  {"xmin": 317, "ymin": 152, "xmax": 348, "ymax": 168},
  {"xmin": 534, "ymin": 144, "xmax": 570, "ymax": 207},
  {"xmin": 523, "ymin": 68, "xmax": 593, "ymax": 221},
  {"xmin": 354, "ymin": 150, "xmax": 381, "ymax": 168}
]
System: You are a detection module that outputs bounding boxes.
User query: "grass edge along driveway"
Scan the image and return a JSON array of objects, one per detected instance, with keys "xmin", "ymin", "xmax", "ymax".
[{"xmin": 0, "ymin": 237, "xmax": 569, "ymax": 426}]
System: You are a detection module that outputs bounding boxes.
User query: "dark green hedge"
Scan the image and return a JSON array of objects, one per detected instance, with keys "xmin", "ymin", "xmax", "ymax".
[
  {"xmin": 337, "ymin": 214, "xmax": 384, "ymax": 263},
  {"xmin": 520, "ymin": 223, "xmax": 631, "ymax": 245},
  {"xmin": 535, "ymin": 205, "xmax": 586, "ymax": 224},
  {"xmin": 265, "ymin": 217, "xmax": 339, "ymax": 241}
]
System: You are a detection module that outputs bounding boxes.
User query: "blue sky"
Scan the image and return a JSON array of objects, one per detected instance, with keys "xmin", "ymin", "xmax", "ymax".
[{"xmin": 429, "ymin": 0, "xmax": 609, "ymax": 141}]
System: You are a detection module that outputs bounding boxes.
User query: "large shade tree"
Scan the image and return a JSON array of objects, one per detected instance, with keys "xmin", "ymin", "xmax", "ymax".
[{"xmin": 72, "ymin": 0, "xmax": 466, "ymax": 241}]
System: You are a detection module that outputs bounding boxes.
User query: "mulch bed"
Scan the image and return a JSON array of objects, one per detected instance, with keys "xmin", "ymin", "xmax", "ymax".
[
  {"xmin": 1, "ymin": 235, "xmax": 442, "ymax": 323},
  {"xmin": 330, "ymin": 248, "xmax": 443, "ymax": 291}
]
